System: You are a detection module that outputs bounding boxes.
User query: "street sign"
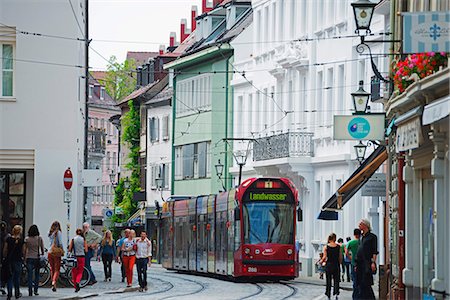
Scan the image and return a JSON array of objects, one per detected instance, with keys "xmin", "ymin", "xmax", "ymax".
[
  {"xmin": 63, "ymin": 168, "xmax": 73, "ymax": 190},
  {"xmin": 115, "ymin": 207, "xmax": 124, "ymax": 215},
  {"xmin": 63, "ymin": 190, "xmax": 72, "ymax": 203},
  {"xmin": 362, "ymin": 173, "xmax": 386, "ymax": 197},
  {"xmin": 104, "ymin": 209, "xmax": 113, "ymax": 219},
  {"xmin": 334, "ymin": 115, "xmax": 385, "ymax": 140}
]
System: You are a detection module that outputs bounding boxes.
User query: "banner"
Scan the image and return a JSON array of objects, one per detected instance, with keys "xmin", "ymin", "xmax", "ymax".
[{"xmin": 403, "ymin": 12, "xmax": 450, "ymax": 53}]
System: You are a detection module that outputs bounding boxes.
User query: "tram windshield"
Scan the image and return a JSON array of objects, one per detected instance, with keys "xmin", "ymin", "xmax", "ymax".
[{"xmin": 243, "ymin": 202, "xmax": 294, "ymax": 245}]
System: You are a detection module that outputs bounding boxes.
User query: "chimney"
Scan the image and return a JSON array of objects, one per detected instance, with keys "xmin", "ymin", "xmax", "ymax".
[
  {"xmin": 159, "ymin": 45, "xmax": 165, "ymax": 55},
  {"xmin": 191, "ymin": 5, "xmax": 197, "ymax": 31},
  {"xmin": 169, "ymin": 32, "xmax": 176, "ymax": 47},
  {"xmin": 180, "ymin": 19, "xmax": 188, "ymax": 43},
  {"xmin": 202, "ymin": 0, "xmax": 213, "ymax": 14}
]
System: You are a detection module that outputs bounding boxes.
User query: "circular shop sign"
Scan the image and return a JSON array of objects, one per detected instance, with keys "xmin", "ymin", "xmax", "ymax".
[{"xmin": 348, "ymin": 117, "xmax": 371, "ymax": 139}]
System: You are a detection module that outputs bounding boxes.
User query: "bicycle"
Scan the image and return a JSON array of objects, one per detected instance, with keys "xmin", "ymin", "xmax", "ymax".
[
  {"xmin": 59, "ymin": 256, "xmax": 91, "ymax": 288},
  {"xmin": 20, "ymin": 257, "xmax": 51, "ymax": 288}
]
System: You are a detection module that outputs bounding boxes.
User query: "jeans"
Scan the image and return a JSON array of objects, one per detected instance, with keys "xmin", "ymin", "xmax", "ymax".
[
  {"xmin": 351, "ymin": 266, "xmax": 358, "ymax": 299},
  {"xmin": 71, "ymin": 257, "xmax": 85, "ymax": 285},
  {"xmin": 6, "ymin": 261, "xmax": 21, "ymax": 297},
  {"xmin": 325, "ymin": 268, "xmax": 340, "ymax": 298},
  {"xmin": 136, "ymin": 258, "xmax": 148, "ymax": 288},
  {"xmin": 102, "ymin": 254, "xmax": 113, "ymax": 279},
  {"xmin": 48, "ymin": 253, "xmax": 61, "ymax": 286},
  {"xmin": 85, "ymin": 248, "xmax": 96, "ymax": 282},
  {"xmin": 26, "ymin": 258, "xmax": 39, "ymax": 293},
  {"xmin": 122, "ymin": 255, "xmax": 135, "ymax": 286}
]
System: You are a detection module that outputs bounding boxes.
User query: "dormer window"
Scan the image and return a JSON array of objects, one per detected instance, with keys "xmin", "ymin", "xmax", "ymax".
[
  {"xmin": 100, "ymin": 87, "xmax": 105, "ymax": 100},
  {"xmin": 89, "ymin": 85, "xmax": 93, "ymax": 98}
]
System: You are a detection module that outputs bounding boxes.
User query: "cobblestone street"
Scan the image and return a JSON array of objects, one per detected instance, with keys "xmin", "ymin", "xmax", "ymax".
[{"xmin": 24, "ymin": 262, "xmax": 357, "ymax": 300}]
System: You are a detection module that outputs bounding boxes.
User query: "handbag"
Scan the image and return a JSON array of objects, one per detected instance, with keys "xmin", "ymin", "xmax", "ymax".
[{"xmin": 50, "ymin": 232, "xmax": 65, "ymax": 257}]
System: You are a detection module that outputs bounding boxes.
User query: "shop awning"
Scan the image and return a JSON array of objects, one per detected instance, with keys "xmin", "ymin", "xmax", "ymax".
[
  {"xmin": 127, "ymin": 208, "xmax": 145, "ymax": 226},
  {"xmin": 318, "ymin": 145, "xmax": 388, "ymax": 220}
]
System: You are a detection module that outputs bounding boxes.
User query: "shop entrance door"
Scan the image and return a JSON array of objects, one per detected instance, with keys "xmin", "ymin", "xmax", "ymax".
[{"xmin": 0, "ymin": 171, "xmax": 26, "ymax": 228}]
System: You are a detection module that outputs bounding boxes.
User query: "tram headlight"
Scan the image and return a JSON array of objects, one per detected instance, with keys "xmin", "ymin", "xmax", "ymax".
[
  {"xmin": 255, "ymin": 249, "xmax": 260, "ymax": 255},
  {"xmin": 244, "ymin": 248, "xmax": 251, "ymax": 255},
  {"xmin": 287, "ymin": 249, "xmax": 293, "ymax": 255}
]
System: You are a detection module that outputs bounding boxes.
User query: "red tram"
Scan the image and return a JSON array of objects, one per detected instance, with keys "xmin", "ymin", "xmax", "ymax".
[{"xmin": 161, "ymin": 177, "xmax": 299, "ymax": 280}]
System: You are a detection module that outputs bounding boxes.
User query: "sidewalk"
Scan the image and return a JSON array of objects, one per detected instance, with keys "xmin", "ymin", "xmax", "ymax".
[{"xmin": 295, "ymin": 275, "xmax": 354, "ymax": 291}]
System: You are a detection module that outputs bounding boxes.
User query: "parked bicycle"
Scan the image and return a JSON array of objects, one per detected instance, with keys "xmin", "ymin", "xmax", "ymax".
[{"xmin": 20, "ymin": 255, "xmax": 90, "ymax": 288}]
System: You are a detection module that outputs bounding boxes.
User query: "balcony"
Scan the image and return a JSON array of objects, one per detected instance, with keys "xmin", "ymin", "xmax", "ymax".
[
  {"xmin": 253, "ymin": 132, "xmax": 314, "ymax": 162},
  {"xmin": 88, "ymin": 128, "xmax": 106, "ymax": 155}
]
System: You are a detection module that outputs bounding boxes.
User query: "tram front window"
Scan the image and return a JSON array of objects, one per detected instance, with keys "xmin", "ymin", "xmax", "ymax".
[{"xmin": 243, "ymin": 202, "xmax": 294, "ymax": 245}]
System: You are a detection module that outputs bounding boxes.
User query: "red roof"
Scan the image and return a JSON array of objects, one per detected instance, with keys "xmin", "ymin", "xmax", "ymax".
[
  {"xmin": 126, "ymin": 51, "xmax": 159, "ymax": 66},
  {"xmin": 91, "ymin": 71, "xmax": 107, "ymax": 82}
]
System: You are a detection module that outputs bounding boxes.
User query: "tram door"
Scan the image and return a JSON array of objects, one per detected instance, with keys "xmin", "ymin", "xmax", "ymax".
[
  {"xmin": 188, "ymin": 198, "xmax": 197, "ymax": 271},
  {"xmin": 207, "ymin": 195, "xmax": 216, "ymax": 273},
  {"xmin": 215, "ymin": 192, "xmax": 228, "ymax": 275},
  {"xmin": 161, "ymin": 202, "xmax": 173, "ymax": 269},
  {"xmin": 196, "ymin": 196, "xmax": 208, "ymax": 272},
  {"xmin": 174, "ymin": 200, "xmax": 189, "ymax": 270},
  {"xmin": 226, "ymin": 191, "xmax": 236, "ymax": 276}
]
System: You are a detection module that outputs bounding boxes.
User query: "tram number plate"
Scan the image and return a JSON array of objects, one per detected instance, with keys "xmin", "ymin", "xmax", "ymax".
[{"xmin": 248, "ymin": 267, "xmax": 257, "ymax": 273}]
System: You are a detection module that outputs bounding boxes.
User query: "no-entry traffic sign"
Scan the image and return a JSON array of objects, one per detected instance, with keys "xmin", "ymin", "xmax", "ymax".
[{"xmin": 64, "ymin": 168, "xmax": 73, "ymax": 190}]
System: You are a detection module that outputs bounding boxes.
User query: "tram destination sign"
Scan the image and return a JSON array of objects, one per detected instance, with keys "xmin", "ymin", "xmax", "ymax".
[{"xmin": 249, "ymin": 192, "xmax": 287, "ymax": 201}]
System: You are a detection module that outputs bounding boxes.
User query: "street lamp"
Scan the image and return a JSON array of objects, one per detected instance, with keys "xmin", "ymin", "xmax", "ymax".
[
  {"xmin": 123, "ymin": 177, "xmax": 130, "ymax": 189},
  {"xmin": 109, "ymin": 169, "xmax": 117, "ymax": 187},
  {"xmin": 234, "ymin": 151, "xmax": 247, "ymax": 186},
  {"xmin": 351, "ymin": 0, "xmax": 377, "ymax": 34},
  {"xmin": 351, "ymin": 80, "xmax": 370, "ymax": 114},
  {"xmin": 215, "ymin": 159, "xmax": 226, "ymax": 191},
  {"xmin": 354, "ymin": 141, "xmax": 368, "ymax": 165}
]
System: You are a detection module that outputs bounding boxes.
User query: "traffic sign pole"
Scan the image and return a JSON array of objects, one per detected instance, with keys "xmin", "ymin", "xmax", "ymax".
[{"xmin": 63, "ymin": 167, "xmax": 73, "ymax": 248}]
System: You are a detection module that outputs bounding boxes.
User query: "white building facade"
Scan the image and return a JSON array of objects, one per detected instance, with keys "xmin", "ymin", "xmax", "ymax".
[
  {"xmin": 231, "ymin": 0, "xmax": 388, "ymax": 276},
  {"xmin": 0, "ymin": 1, "xmax": 86, "ymax": 245}
]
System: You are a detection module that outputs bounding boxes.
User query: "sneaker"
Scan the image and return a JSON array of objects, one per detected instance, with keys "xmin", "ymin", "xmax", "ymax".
[
  {"xmin": 144, "ymin": 286, "xmax": 148, "ymax": 291},
  {"xmin": 34, "ymin": 291, "xmax": 39, "ymax": 296},
  {"xmin": 138, "ymin": 287, "xmax": 143, "ymax": 292},
  {"xmin": 75, "ymin": 283, "xmax": 80, "ymax": 293},
  {"xmin": 108, "ymin": 278, "xmax": 111, "ymax": 282}
]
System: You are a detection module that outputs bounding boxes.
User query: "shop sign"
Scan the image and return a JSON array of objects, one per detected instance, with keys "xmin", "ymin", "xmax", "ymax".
[
  {"xmin": 403, "ymin": 11, "xmax": 450, "ymax": 53},
  {"xmin": 362, "ymin": 173, "xmax": 386, "ymax": 197},
  {"xmin": 395, "ymin": 117, "xmax": 422, "ymax": 152},
  {"xmin": 334, "ymin": 115, "xmax": 385, "ymax": 140}
]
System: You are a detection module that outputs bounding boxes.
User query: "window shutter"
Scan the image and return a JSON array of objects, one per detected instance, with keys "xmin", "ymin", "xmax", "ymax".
[
  {"xmin": 156, "ymin": 118, "xmax": 160, "ymax": 141},
  {"xmin": 162, "ymin": 116, "xmax": 169, "ymax": 140}
]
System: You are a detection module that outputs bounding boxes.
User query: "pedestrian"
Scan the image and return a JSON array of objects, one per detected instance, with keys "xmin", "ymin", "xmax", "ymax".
[
  {"xmin": 48, "ymin": 221, "xmax": 64, "ymax": 292},
  {"xmin": 355, "ymin": 219, "xmax": 378, "ymax": 300},
  {"xmin": 320, "ymin": 233, "xmax": 342, "ymax": 300},
  {"xmin": 346, "ymin": 228, "xmax": 361, "ymax": 299},
  {"xmin": 135, "ymin": 231, "xmax": 152, "ymax": 292},
  {"xmin": 0, "ymin": 221, "xmax": 10, "ymax": 296},
  {"xmin": 316, "ymin": 252, "xmax": 325, "ymax": 280},
  {"xmin": 3, "ymin": 225, "xmax": 24, "ymax": 300},
  {"xmin": 83, "ymin": 222, "xmax": 102, "ymax": 285},
  {"xmin": 68, "ymin": 228, "xmax": 88, "ymax": 292},
  {"xmin": 121, "ymin": 229, "xmax": 136, "ymax": 287},
  {"xmin": 337, "ymin": 238, "xmax": 346, "ymax": 282},
  {"xmin": 23, "ymin": 225, "xmax": 44, "ymax": 297},
  {"xmin": 99, "ymin": 230, "xmax": 115, "ymax": 282},
  {"xmin": 116, "ymin": 230, "xmax": 130, "ymax": 283},
  {"xmin": 343, "ymin": 237, "xmax": 352, "ymax": 282}
]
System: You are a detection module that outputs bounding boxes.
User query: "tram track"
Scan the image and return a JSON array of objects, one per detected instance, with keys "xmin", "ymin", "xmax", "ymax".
[
  {"xmin": 152, "ymin": 272, "xmax": 207, "ymax": 300},
  {"xmin": 279, "ymin": 282, "xmax": 298, "ymax": 299},
  {"xmin": 238, "ymin": 283, "xmax": 263, "ymax": 300}
]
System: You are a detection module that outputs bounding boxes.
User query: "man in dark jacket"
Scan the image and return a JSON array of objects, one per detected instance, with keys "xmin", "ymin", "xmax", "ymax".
[
  {"xmin": 355, "ymin": 218, "xmax": 378, "ymax": 300},
  {"xmin": 0, "ymin": 221, "xmax": 9, "ymax": 295}
]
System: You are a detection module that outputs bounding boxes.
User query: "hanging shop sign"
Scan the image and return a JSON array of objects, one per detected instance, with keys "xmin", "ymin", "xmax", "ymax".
[
  {"xmin": 403, "ymin": 11, "xmax": 450, "ymax": 53},
  {"xmin": 395, "ymin": 117, "xmax": 423, "ymax": 152},
  {"xmin": 333, "ymin": 114, "xmax": 385, "ymax": 140},
  {"xmin": 362, "ymin": 173, "xmax": 386, "ymax": 197}
]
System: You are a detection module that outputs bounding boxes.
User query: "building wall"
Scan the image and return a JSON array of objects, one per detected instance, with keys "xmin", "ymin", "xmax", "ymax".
[
  {"xmin": 232, "ymin": 0, "xmax": 387, "ymax": 276},
  {"xmin": 172, "ymin": 56, "xmax": 233, "ymax": 195},
  {"xmin": 0, "ymin": 0, "xmax": 86, "ymax": 245}
]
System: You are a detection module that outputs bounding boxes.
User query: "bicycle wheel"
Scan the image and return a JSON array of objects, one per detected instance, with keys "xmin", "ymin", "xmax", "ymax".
[
  {"xmin": 38, "ymin": 265, "xmax": 51, "ymax": 287},
  {"xmin": 78, "ymin": 267, "xmax": 91, "ymax": 288},
  {"xmin": 66, "ymin": 266, "xmax": 75, "ymax": 287}
]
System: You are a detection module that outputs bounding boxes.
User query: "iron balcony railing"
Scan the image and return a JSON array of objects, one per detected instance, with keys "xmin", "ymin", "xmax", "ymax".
[
  {"xmin": 253, "ymin": 131, "xmax": 314, "ymax": 161},
  {"xmin": 88, "ymin": 128, "xmax": 106, "ymax": 155}
]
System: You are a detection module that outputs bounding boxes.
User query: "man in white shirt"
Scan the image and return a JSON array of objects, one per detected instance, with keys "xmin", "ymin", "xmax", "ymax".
[{"xmin": 135, "ymin": 231, "xmax": 152, "ymax": 292}]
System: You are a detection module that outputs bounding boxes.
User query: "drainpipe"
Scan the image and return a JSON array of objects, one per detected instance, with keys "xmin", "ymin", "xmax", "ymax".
[
  {"xmin": 171, "ymin": 72, "xmax": 176, "ymax": 195},
  {"xmin": 224, "ymin": 53, "xmax": 230, "ymax": 189},
  {"xmin": 398, "ymin": 153, "xmax": 405, "ymax": 299}
]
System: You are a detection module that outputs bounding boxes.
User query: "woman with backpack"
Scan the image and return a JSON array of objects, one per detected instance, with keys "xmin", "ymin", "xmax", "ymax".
[
  {"xmin": 23, "ymin": 225, "xmax": 44, "ymax": 297},
  {"xmin": 48, "ymin": 221, "xmax": 64, "ymax": 292}
]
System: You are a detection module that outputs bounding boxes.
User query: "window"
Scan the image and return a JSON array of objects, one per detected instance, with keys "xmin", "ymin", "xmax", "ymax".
[
  {"xmin": 112, "ymin": 152, "xmax": 117, "ymax": 170},
  {"xmin": 175, "ymin": 141, "xmax": 210, "ymax": 180},
  {"xmin": 100, "ymin": 87, "xmax": 105, "ymax": 100},
  {"xmin": 89, "ymin": 85, "xmax": 93, "ymax": 98},
  {"xmin": 149, "ymin": 117, "xmax": 160, "ymax": 142},
  {"xmin": 176, "ymin": 74, "xmax": 212, "ymax": 116},
  {"xmin": 162, "ymin": 115, "xmax": 169, "ymax": 140},
  {"xmin": 316, "ymin": 71, "xmax": 323, "ymax": 126},
  {"xmin": 1, "ymin": 44, "xmax": 14, "ymax": 97},
  {"xmin": 326, "ymin": 68, "xmax": 334, "ymax": 124},
  {"xmin": 106, "ymin": 151, "xmax": 110, "ymax": 170}
]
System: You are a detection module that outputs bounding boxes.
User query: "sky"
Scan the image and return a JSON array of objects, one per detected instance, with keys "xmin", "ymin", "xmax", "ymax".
[{"xmin": 89, "ymin": 0, "xmax": 202, "ymax": 70}]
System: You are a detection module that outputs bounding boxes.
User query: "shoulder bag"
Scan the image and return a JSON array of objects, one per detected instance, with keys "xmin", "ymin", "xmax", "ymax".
[{"xmin": 50, "ymin": 232, "xmax": 65, "ymax": 257}]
